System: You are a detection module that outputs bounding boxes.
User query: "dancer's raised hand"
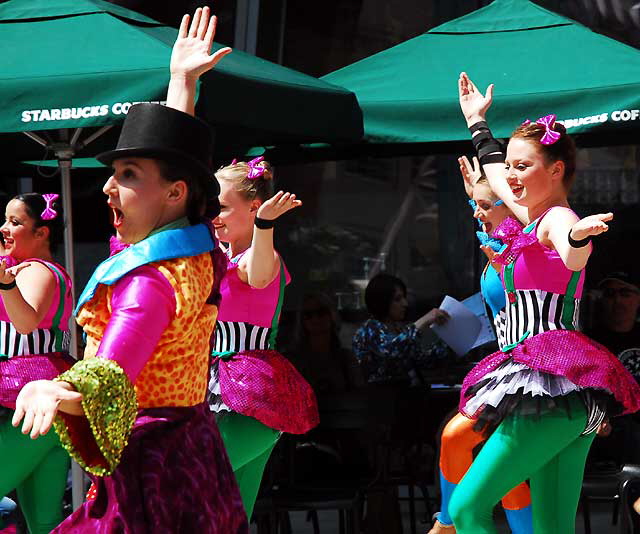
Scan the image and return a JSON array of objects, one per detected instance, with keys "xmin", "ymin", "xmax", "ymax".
[
  {"xmin": 167, "ymin": 6, "xmax": 232, "ymax": 115},
  {"xmin": 458, "ymin": 72, "xmax": 494, "ymax": 126},
  {"xmin": 256, "ymin": 192, "xmax": 303, "ymax": 222},
  {"xmin": 459, "ymin": 155, "xmax": 482, "ymax": 198},
  {"xmin": 170, "ymin": 6, "xmax": 231, "ymax": 82}
]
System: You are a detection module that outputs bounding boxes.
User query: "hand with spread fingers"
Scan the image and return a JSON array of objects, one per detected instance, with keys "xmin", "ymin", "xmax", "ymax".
[
  {"xmin": 459, "ymin": 155, "xmax": 482, "ymax": 198},
  {"xmin": 170, "ymin": 6, "xmax": 231, "ymax": 82},
  {"xmin": 570, "ymin": 212, "xmax": 613, "ymax": 241},
  {"xmin": 256, "ymin": 191, "xmax": 303, "ymax": 223},
  {"xmin": 167, "ymin": 6, "xmax": 232, "ymax": 115},
  {"xmin": 458, "ymin": 71, "xmax": 494, "ymax": 127}
]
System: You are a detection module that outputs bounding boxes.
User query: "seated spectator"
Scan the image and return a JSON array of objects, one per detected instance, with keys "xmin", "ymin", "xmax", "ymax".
[
  {"xmin": 353, "ymin": 273, "xmax": 449, "ymax": 385},
  {"xmin": 589, "ymin": 271, "xmax": 640, "ymax": 364},
  {"xmin": 286, "ymin": 292, "xmax": 364, "ymax": 395},
  {"xmin": 587, "ymin": 271, "xmax": 640, "ymax": 466}
]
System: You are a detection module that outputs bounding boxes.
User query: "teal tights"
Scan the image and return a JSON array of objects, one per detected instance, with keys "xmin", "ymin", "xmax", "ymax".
[
  {"xmin": 0, "ymin": 417, "xmax": 69, "ymax": 534},
  {"xmin": 449, "ymin": 394, "xmax": 595, "ymax": 534},
  {"xmin": 217, "ymin": 413, "xmax": 281, "ymax": 519}
]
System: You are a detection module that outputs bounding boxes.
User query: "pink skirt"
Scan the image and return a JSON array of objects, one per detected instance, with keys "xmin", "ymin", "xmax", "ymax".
[
  {"xmin": 218, "ymin": 349, "xmax": 319, "ymax": 434},
  {"xmin": 460, "ymin": 330, "xmax": 640, "ymax": 418},
  {"xmin": 0, "ymin": 353, "xmax": 75, "ymax": 409}
]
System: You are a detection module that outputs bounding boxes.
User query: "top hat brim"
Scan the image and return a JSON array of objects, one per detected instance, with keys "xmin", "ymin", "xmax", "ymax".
[{"xmin": 96, "ymin": 146, "xmax": 212, "ymax": 182}]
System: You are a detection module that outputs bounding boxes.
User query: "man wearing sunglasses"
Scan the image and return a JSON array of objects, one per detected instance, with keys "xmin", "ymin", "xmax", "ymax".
[
  {"xmin": 591, "ymin": 271, "xmax": 640, "ymax": 362},
  {"xmin": 587, "ymin": 271, "xmax": 640, "ymax": 469}
]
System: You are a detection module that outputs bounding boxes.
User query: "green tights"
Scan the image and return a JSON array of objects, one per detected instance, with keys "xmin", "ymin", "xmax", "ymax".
[
  {"xmin": 0, "ymin": 417, "xmax": 69, "ymax": 534},
  {"xmin": 449, "ymin": 394, "xmax": 595, "ymax": 534},
  {"xmin": 217, "ymin": 412, "xmax": 281, "ymax": 519}
]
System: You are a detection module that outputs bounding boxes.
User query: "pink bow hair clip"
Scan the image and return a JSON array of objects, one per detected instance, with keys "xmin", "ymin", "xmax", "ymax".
[
  {"xmin": 246, "ymin": 156, "xmax": 265, "ymax": 180},
  {"xmin": 41, "ymin": 193, "xmax": 59, "ymax": 220},
  {"xmin": 521, "ymin": 114, "xmax": 561, "ymax": 145}
]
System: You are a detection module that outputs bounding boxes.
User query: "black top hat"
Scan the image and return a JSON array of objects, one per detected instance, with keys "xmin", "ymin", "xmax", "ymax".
[{"xmin": 96, "ymin": 103, "xmax": 214, "ymax": 181}]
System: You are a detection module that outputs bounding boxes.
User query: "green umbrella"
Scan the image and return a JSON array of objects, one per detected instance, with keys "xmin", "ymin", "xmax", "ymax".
[
  {"xmin": 0, "ymin": 0, "xmax": 364, "ymax": 288},
  {"xmin": 323, "ymin": 0, "xmax": 640, "ymax": 145},
  {"xmin": 1, "ymin": 1, "xmax": 363, "ymax": 506},
  {"xmin": 0, "ymin": 0, "xmax": 362, "ymax": 146}
]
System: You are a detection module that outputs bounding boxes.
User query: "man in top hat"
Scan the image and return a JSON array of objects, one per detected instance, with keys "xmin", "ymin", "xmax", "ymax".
[{"xmin": 13, "ymin": 101, "xmax": 248, "ymax": 533}]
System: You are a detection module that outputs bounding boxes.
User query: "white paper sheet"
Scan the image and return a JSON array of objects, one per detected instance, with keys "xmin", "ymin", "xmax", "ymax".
[
  {"xmin": 430, "ymin": 295, "xmax": 482, "ymax": 356},
  {"xmin": 462, "ymin": 292, "xmax": 497, "ymax": 349}
]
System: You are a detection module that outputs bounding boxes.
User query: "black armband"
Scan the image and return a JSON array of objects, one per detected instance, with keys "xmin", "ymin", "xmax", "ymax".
[
  {"xmin": 0, "ymin": 280, "xmax": 17, "ymax": 291},
  {"xmin": 469, "ymin": 121, "xmax": 489, "ymax": 134},
  {"xmin": 469, "ymin": 121, "xmax": 505, "ymax": 165},
  {"xmin": 254, "ymin": 217, "xmax": 275, "ymax": 230},
  {"xmin": 568, "ymin": 230, "xmax": 591, "ymax": 248}
]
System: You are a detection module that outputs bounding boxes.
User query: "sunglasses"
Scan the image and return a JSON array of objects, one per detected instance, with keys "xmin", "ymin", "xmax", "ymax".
[{"xmin": 602, "ymin": 288, "xmax": 640, "ymax": 299}]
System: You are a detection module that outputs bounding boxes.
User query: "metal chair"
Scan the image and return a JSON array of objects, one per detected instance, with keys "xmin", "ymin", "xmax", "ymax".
[
  {"xmin": 581, "ymin": 464, "xmax": 640, "ymax": 534},
  {"xmin": 254, "ymin": 390, "xmax": 376, "ymax": 534},
  {"xmin": 618, "ymin": 466, "xmax": 640, "ymax": 534}
]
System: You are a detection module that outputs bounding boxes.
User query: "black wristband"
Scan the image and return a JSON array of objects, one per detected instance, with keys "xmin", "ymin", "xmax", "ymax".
[
  {"xmin": 469, "ymin": 121, "xmax": 489, "ymax": 134},
  {"xmin": 254, "ymin": 217, "xmax": 275, "ymax": 230},
  {"xmin": 568, "ymin": 230, "xmax": 591, "ymax": 248},
  {"xmin": 0, "ymin": 280, "xmax": 17, "ymax": 291}
]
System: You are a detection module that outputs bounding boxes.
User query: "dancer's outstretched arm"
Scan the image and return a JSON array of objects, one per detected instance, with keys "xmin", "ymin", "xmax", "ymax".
[
  {"xmin": 458, "ymin": 72, "xmax": 529, "ymax": 225},
  {"xmin": 538, "ymin": 208, "xmax": 611, "ymax": 271},
  {"xmin": 166, "ymin": 6, "xmax": 232, "ymax": 115},
  {"xmin": 239, "ymin": 191, "xmax": 302, "ymax": 289}
]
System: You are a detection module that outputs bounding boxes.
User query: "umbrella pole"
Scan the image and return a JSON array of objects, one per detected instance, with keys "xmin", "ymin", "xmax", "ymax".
[
  {"xmin": 57, "ymin": 155, "xmax": 85, "ymax": 511},
  {"xmin": 54, "ymin": 125, "xmax": 112, "ymax": 510},
  {"xmin": 23, "ymin": 127, "xmax": 113, "ymax": 510}
]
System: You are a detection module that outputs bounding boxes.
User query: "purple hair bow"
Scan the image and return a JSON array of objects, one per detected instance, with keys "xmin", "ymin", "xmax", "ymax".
[
  {"xmin": 522, "ymin": 114, "xmax": 561, "ymax": 145},
  {"xmin": 229, "ymin": 156, "xmax": 266, "ymax": 180},
  {"xmin": 246, "ymin": 156, "xmax": 266, "ymax": 180},
  {"xmin": 492, "ymin": 217, "xmax": 537, "ymax": 265},
  {"xmin": 40, "ymin": 193, "xmax": 59, "ymax": 221}
]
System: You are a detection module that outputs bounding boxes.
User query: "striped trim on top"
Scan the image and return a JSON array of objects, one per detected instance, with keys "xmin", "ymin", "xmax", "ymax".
[
  {"xmin": 213, "ymin": 320, "xmax": 272, "ymax": 353},
  {"xmin": 502, "ymin": 289, "xmax": 580, "ymax": 348},
  {"xmin": 0, "ymin": 321, "xmax": 70, "ymax": 358}
]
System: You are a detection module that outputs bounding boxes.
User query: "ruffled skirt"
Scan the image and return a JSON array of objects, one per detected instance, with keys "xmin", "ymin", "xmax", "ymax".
[
  {"xmin": 210, "ymin": 349, "xmax": 319, "ymax": 434},
  {"xmin": 51, "ymin": 403, "xmax": 248, "ymax": 534},
  {"xmin": 460, "ymin": 330, "xmax": 640, "ymax": 433},
  {"xmin": 0, "ymin": 352, "xmax": 75, "ymax": 409}
]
